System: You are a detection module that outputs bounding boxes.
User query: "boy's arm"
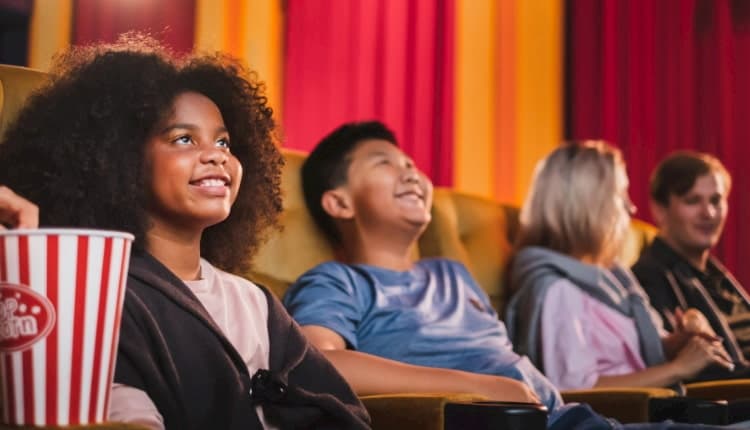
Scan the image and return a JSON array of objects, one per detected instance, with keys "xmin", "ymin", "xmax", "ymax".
[{"xmin": 300, "ymin": 325, "xmax": 541, "ymax": 404}]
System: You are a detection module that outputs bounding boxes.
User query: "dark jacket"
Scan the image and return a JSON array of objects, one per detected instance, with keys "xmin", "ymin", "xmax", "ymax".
[
  {"xmin": 632, "ymin": 237, "xmax": 750, "ymax": 377},
  {"xmin": 114, "ymin": 251, "xmax": 370, "ymax": 429}
]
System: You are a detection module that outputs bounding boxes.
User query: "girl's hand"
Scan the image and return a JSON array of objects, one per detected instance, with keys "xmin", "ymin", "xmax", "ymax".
[
  {"xmin": 0, "ymin": 186, "xmax": 38, "ymax": 229},
  {"xmin": 672, "ymin": 335, "xmax": 734, "ymax": 380}
]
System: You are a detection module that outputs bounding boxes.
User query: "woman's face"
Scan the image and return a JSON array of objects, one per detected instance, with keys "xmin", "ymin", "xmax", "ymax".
[
  {"xmin": 144, "ymin": 91, "xmax": 243, "ymax": 234},
  {"xmin": 611, "ymin": 164, "xmax": 636, "ymax": 248}
]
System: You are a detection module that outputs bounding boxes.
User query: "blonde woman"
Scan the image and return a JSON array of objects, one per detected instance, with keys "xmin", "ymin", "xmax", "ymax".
[{"xmin": 506, "ymin": 141, "xmax": 734, "ymax": 391}]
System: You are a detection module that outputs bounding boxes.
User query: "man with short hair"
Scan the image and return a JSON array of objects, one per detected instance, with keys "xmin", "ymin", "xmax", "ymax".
[{"xmin": 632, "ymin": 151, "xmax": 750, "ymax": 377}]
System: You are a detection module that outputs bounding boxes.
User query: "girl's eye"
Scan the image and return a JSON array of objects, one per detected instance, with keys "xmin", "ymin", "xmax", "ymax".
[
  {"xmin": 173, "ymin": 135, "xmax": 193, "ymax": 145},
  {"xmin": 216, "ymin": 138, "xmax": 231, "ymax": 149}
]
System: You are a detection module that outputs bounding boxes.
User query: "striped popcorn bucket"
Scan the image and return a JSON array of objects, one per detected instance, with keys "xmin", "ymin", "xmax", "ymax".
[{"xmin": 0, "ymin": 229, "xmax": 133, "ymax": 426}]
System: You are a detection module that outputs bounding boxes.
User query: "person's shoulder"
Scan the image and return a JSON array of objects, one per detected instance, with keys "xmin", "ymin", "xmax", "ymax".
[
  {"xmin": 298, "ymin": 260, "xmax": 360, "ymax": 280},
  {"xmin": 200, "ymin": 259, "xmax": 272, "ymax": 303},
  {"xmin": 286, "ymin": 261, "xmax": 365, "ymax": 298},
  {"xmin": 542, "ymin": 276, "xmax": 581, "ymax": 293},
  {"xmin": 417, "ymin": 257, "xmax": 469, "ymax": 273},
  {"xmin": 631, "ymin": 243, "xmax": 672, "ymax": 287},
  {"xmin": 632, "ymin": 241, "xmax": 661, "ymax": 268},
  {"xmin": 544, "ymin": 277, "xmax": 595, "ymax": 310}
]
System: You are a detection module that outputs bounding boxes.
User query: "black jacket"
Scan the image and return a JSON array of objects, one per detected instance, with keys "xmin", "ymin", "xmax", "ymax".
[
  {"xmin": 632, "ymin": 238, "xmax": 750, "ymax": 379},
  {"xmin": 114, "ymin": 251, "xmax": 370, "ymax": 429}
]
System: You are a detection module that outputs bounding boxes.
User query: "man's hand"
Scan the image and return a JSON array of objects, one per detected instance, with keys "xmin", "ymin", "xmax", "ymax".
[
  {"xmin": 0, "ymin": 186, "xmax": 38, "ymax": 229},
  {"xmin": 672, "ymin": 335, "xmax": 735, "ymax": 379},
  {"xmin": 677, "ymin": 308, "xmax": 717, "ymax": 338}
]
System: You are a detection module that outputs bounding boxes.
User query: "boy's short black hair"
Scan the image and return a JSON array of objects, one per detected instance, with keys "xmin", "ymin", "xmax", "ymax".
[
  {"xmin": 301, "ymin": 121, "xmax": 397, "ymax": 245},
  {"xmin": 650, "ymin": 151, "xmax": 731, "ymax": 206}
]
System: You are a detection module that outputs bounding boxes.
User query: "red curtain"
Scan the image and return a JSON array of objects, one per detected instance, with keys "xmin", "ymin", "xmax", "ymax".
[
  {"xmin": 283, "ymin": 0, "xmax": 455, "ymax": 186},
  {"xmin": 73, "ymin": 0, "xmax": 195, "ymax": 53},
  {"xmin": 567, "ymin": 0, "xmax": 750, "ymax": 287}
]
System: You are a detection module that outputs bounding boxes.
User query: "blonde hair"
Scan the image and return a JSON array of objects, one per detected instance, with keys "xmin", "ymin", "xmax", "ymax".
[{"xmin": 517, "ymin": 140, "xmax": 629, "ymax": 266}]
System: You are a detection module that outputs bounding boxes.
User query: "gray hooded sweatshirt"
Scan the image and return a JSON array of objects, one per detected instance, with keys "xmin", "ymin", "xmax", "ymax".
[{"xmin": 505, "ymin": 246, "xmax": 666, "ymax": 375}]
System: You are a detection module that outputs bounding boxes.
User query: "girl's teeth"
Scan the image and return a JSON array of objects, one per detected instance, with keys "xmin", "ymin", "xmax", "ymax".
[{"xmin": 199, "ymin": 179, "xmax": 225, "ymax": 187}]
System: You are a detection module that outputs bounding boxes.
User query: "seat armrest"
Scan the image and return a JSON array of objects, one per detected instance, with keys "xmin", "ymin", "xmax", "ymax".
[
  {"xmin": 685, "ymin": 379, "xmax": 750, "ymax": 401},
  {"xmin": 561, "ymin": 387, "xmax": 677, "ymax": 423},
  {"xmin": 360, "ymin": 393, "xmax": 488, "ymax": 430}
]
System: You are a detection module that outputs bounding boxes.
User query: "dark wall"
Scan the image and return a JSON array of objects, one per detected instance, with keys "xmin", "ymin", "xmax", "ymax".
[{"xmin": 0, "ymin": 0, "xmax": 31, "ymax": 66}]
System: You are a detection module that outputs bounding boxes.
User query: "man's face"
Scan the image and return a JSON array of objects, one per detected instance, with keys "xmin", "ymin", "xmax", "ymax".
[{"xmin": 653, "ymin": 172, "xmax": 729, "ymax": 257}]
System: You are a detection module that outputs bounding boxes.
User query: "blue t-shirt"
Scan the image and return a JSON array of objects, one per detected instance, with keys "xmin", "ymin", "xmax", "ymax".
[{"xmin": 283, "ymin": 258, "xmax": 563, "ymax": 412}]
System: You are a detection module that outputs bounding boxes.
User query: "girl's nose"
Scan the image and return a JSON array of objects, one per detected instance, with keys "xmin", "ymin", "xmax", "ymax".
[{"xmin": 201, "ymin": 147, "xmax": 228, "ymax": 165}]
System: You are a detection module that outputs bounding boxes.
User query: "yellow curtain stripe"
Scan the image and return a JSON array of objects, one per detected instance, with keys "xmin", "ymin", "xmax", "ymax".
[
  {"xmin": 194, "ymin": 0, "xmax": 283, "ymax": 122},
  {"xmin": 243, "ymin": 0, "xmax": 284, "ymax": 123},
  {"xmin": 28, "ymin": 0, "xmax": 73, "ymax": 71},
  {"xmin": 514, "ymin": 0, "xmax": 562, "ymax": 204},
  {"xmin": 454, "ymin": 0, "xmax": 561, "ymax": 204},
  {"xmin": 194, "ymin": 0, "xmax": 226, "ymax": 52}
]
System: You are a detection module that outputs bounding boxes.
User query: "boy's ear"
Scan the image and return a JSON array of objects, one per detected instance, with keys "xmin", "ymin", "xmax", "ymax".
[
  {"xmin": 650, "ymin": 199, "xmax": 667, "ymax": 227},
  {"xmin": 321, "ymin": 189, "xmax": 355, "ymax": 220}
]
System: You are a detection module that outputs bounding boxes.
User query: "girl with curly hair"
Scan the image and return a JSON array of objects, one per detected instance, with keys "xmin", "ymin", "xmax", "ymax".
[{"xmin": 0, "ymin": 35, "xmax": 369, "ymax": 429}]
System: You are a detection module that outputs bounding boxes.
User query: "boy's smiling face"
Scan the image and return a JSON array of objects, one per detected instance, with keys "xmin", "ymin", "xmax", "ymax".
[{"xmin": 335, "ymin": 139, "xmax": 433, "ymax": 232}]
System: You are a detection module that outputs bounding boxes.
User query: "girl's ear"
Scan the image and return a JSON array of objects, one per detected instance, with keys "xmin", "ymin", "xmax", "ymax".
[{"xmin": 321, "ymin": 189, "xmax": 355, "ymax": 220}]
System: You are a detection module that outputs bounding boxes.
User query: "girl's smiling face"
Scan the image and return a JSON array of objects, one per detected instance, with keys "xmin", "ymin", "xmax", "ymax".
[{"xmin": 145, "ymin": 91, "xmax": 243, "ymax": 233}]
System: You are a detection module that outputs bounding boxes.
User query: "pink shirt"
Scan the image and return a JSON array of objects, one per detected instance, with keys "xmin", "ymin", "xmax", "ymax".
[
  {"xmin": 540, "ymin": 279, "xmax": 647, "ymax": 390},
  {"xmin": 108, "ymin": 259, "xmax": 274, "ymax": 429}
]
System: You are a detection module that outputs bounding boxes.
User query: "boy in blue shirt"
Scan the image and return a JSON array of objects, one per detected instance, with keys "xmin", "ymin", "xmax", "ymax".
[{"xmin": 283, "ymin": 121, "xmax": 552, "ymax": 408}]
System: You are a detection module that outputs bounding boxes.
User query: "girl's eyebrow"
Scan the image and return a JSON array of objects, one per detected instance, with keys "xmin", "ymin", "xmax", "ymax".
[{"xmin": 159, "ymin": 123, "xmax": 229, "ymax": 134}]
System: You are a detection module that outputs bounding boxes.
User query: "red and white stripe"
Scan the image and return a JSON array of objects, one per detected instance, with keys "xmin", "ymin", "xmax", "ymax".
[{"xmin": 0, "ymin": 230, "xmax": 132, "ymax": 426}]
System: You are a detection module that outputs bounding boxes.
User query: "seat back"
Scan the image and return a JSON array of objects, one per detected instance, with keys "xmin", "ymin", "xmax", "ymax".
[
  {"xmin": 246, "ymin": 150, "xmax": 337, "ymax": 298},
  {"xmin": 0, "ymin": 64, "xmax": 48, "ymax": 139}
]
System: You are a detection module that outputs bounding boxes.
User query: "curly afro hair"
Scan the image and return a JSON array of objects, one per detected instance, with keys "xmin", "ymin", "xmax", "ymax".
[{"xmin": 0, "ymin": 34, "xmax": 283, "ymax": 274}]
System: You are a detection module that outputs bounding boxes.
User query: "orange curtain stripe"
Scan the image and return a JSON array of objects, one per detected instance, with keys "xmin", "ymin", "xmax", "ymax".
[
  {"xmin": 224, "ymin": 0, "xmax": 244, "ymax": 56},
  {"xmin": 514, "ymin": 0, "xmax": 562, "ymax": 204},
  {"xmin": 494, "ymin": 0, "xmax": 517, "ymax": 203},
  {"xmin": 195, "ymin": 0, "xmax": 283, "ymax": 121},
  {"xmin": 454, "ymin": 0, "xmax": 562, "ymax": 204},
  {"xmin": 455, "ymin": 0, "xmax": 497, "ymax": 198}
]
